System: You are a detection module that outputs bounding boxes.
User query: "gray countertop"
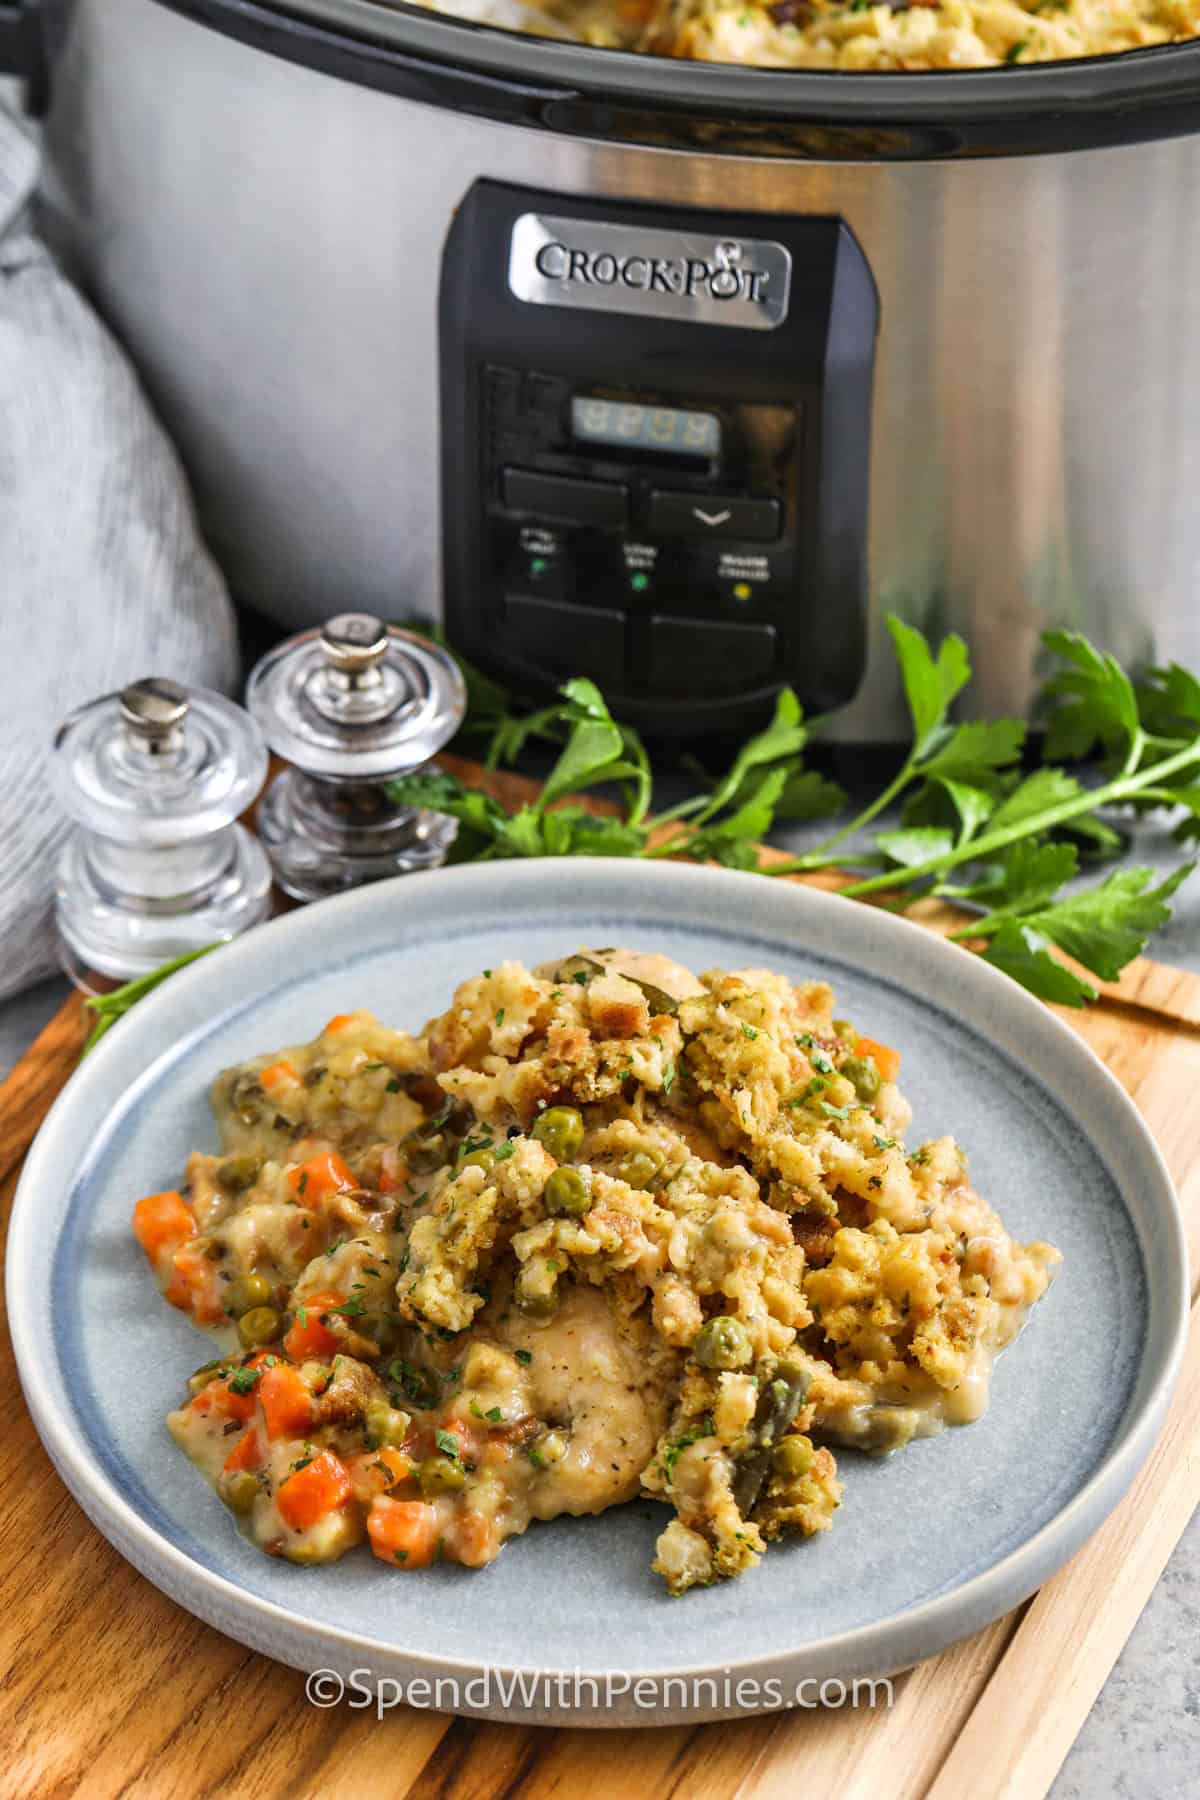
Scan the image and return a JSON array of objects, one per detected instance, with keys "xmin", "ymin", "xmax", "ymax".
[{"xmin": 4, "ymin": 801, "xmax": 1197, "ymax": 1792}]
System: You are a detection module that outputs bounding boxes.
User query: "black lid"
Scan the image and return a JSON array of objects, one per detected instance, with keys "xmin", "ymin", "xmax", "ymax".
[{"xmin": 157, "ymin": 0, "xmax": 1200, "ymax": 159}]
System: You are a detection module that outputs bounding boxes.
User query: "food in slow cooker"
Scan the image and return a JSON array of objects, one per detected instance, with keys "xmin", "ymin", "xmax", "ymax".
[
  {"xmin": 133, "ymin": 949, "xmax": 1059, "ymax": 1592},
  {"xmin": 426, "ymin": 0, "xmax": 1200, "ymax": 69}
]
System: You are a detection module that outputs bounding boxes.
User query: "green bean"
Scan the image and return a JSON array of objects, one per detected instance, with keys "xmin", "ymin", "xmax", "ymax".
[
  {"xmin": 732, "ymin": 1361, "xmax": 811, "ymax": 1514},
  {"xmin": 217, "ymin": 1155, "xmax": 260, "ymax": 1194}
]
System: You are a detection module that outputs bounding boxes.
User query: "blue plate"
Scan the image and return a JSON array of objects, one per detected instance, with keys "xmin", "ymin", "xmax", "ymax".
[{"xmin": 8, "ymin": 861, "xmax": 1187, "ymax": 1724}]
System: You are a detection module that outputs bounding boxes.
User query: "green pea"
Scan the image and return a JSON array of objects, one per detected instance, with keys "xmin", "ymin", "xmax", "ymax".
[
  {"xmin": 419, "ymin": 1454, "xmax": 466, "ymax": 1494},
  {"xmin": 526, "ymin": 1429, "xmax": 569, "ymax": 1471},
  {"xmin": 458, "ymin": 1146, "xmax": 496, "ymax": 1175},
  {"xmin": 772, "ymin": 1435, "xmax": 815, "ymax": 1479},
  {"xmin": 693, "ymin": 1315, "xmax": 753, "ymax": 1370},
  {"xmin": 841, "ymin": 1055, "xmax": 881, "ymax": 1103},
  {"xmin": 532, "ymin": 1106, "xmax": 585, "ymax": 1163},
  {"xmin": 237, "ymin": 1305, "xmax": 283, "ymax": 1348},
  {"xmin": 615, "ymin": 1149, "xmax": 662, "ymax": 1190},
  {"xmin": 225, "ymin": 1273, "xmax": 273, "ymax": 1318},
  {"xmin": 219, "ymin": 1470, "xmax": 260, "ymax": 1515},
  {"xmin": 514, "ymin": 1272, "xmax": 559, "ymax": 1318},
  {"xmin": 217, "ymin": 1155, "xmax": 260, "ymax": 1194},
  {"xmin": 366, "ymin": 1400, "xmax": 410, "ymax": 1449},
  {"xmin": 544, "ymin": 1167, "xmax": 591, "ymax": 1218}
]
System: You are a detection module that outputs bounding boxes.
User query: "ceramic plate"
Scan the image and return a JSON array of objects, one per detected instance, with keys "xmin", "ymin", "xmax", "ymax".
[{"xmin": 9, "ymin": 861, "xmax": 1187, "ymax": 1725}]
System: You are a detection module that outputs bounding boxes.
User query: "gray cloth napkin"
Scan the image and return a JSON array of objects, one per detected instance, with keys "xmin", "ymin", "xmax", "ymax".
[{"xmin": 0, "ymin": 90, "xmax": 240, "ymax": 1002}]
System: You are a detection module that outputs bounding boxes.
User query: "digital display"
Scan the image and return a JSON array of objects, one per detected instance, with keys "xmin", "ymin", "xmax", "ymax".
[{"xmin": 571, "ymin": 396, "xmax": 721, "ymax": 460}]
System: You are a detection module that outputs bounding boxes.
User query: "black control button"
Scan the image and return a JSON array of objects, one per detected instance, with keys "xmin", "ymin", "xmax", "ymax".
[
  {"xmin": 504, "ymin": 595, "xmax": 626, "ymax": 681},
  {"xmin": 648, "ymin": 617, "xmax": 777, "ymax": 691},
  {"xmin": 648, "ymin": 492, "xmax": 781, "ymax": 542},
  {"xmin": 502, "ymin": 468, "xmax": 628, "ymax": 529}
]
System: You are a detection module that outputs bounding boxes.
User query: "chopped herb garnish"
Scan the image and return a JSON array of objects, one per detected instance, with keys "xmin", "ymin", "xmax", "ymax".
[
  {"xmin": 434, "ymin": 1428, "xmax": 460, "ymax": 1459},
  {"xmin": 571, "ymin": 970, "xmax": 591, "ymax": 986},
  {"xmin": 872, "ymin": 1135, "xmax": 897, "ymax": 1150},
  {"xmin": 386, "ymin": 1078, "xmax": 401, "ymax": 1093},
  {"xmin": 514, "ymin": 1348, "xmax": 532, "ymax": 1365},
  {"xmin": 797, "ymin": 1033, "xmax": 834, "ymax": 1075},
  {"xmin": 662, "ymin": 1058, "xmax": 676, "ymax": 1097},
  {"xmin": 495, "ymin": 1009, "xmax": 505, "ymax": 1026},
  {"xmin": 742, "ymin": 1023, "xmax": 758, "ymax": 1040},
  {"xmin": 227, "ymin": 1367, "xmax": 261, "ymax": 1397},
  {"xmin": 297, "ymin": 1171, "xmax": 308, "ymax": 1197},
  {"xmin": 819, "ymin": 1099, "xmax": 856, "ymax": 1121},
  {"xmin": 493, "ymin": 1140, "xmax": 515, "ymax": 1163},
  {"xmin": 326, "ymin": 1295, "xmax": 368, "ymax": 1317}
]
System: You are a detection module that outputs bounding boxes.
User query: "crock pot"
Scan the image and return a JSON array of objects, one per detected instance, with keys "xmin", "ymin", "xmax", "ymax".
[{"xmin": 6, "ymin": 0, "xmax": 1200, "ymax": 737}]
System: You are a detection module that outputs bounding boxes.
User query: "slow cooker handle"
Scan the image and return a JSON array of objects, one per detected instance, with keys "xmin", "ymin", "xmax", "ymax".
[{"xmin": 0, "ymin": 0, "xmax": 47, "ymax": 114}]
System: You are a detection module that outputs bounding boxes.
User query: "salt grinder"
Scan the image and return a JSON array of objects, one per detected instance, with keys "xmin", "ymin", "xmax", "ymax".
[
  {"xmin": 52, "ymin": 678, "xmax": 273, "ymax": 988},
  {"xmin": 245, "ymin": 614, "xmax": 466, "ymax": 902}
]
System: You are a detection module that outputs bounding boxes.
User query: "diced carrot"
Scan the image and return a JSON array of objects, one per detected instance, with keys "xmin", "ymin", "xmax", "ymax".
[
  {"xmin": 286, "ymin": 1151, "xmax": 356, "ymax": 1206},
  {"xmin": 189, "ymin": 1361, "xmax": 265, "ymax": 1423},
  {"xmin": 323, "ymin": 1014, "xmax": 356, "ymax": 1035},
  {"xmin": 454, "ymin": 1508, "xmax": 498, "ymax": 1568},
  {"xmin": 132, "ymin": 1190, "xmax": 195, "ymax": 1261},
  {"xmin": 437, "ymin": 1414, "xmax": 482, "ymax": 1464},
  {"xmin": 259, "ymin": 1059, "xmax": 299, "ymax": 1093},
  {"xmin": 259, "ymin": 1362, "xmax": 314, "ymax": 1440},
  {"xmin": 282, "ymin": 1290, "xmax": 344, "ymax": 1362},
  {"xmin": 366, "ymin": 1496, "xmax": 440, "ymax": 1569},
  {"xmin": 276, "ymin": 1449, "xmax": 352, "ymax": 1530},
  {"xmin": 347, "ymin": 1447, "xmax": 413, "ymax": 1503},
  {"xmin": 165, "ymin": 1245, "xmax": 225, "ymax": 1323},
  {"xmin": 857, "ymin": 1037, "xmax": 901, "ymax": 1083},
  {"xmin": 378, "ymin": 1149, "xmax": 409, "ymax": 1195},
  {"xmin": 223, "ymin": 1427, "xmax": 263, "ymax": 1473}
]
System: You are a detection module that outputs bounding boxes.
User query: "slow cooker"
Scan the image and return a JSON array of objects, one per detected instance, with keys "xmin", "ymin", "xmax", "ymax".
[{"xmin": 5, "ymin": 0, "xmax": 1200, "ymax": 738}]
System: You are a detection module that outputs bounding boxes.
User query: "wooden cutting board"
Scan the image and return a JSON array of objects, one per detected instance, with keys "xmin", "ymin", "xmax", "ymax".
[{"xmin": 2, "ymin": 757, "xmax": 1198, "ymax": 1800}]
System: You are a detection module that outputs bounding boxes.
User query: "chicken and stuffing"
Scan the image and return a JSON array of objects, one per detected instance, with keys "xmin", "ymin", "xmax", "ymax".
[{"xmin": 133, "ymin": 949, "xmax": 1059, "ymax": 1594}]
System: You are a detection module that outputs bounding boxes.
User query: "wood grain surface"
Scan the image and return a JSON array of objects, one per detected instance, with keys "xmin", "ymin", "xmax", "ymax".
[{"xmin": 2, "ymin": 765, "xmax": 1198, "ymax": 1800}]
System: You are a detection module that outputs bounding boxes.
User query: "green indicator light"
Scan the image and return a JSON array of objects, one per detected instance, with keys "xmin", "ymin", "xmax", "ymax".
[
  {"xmin": 530, "ymin": 557, "xmax": 548, "ymax": 576},
  {"xmin": 630, "ymin": 572, "xmax": 650, "ymax": 592}
]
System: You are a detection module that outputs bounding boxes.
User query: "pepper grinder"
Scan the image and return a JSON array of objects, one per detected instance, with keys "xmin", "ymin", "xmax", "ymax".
[
  {"xmin": 245, "ymin": 613, "xmax": 466, "ymax": 902},
  {"xmin": 53, "ymin": 678, "xmax": 273, "ymax": 989}
]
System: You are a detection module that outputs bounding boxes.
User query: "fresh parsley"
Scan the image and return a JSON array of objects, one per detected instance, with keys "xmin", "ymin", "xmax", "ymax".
[{"xmin": 86, "ymin": 620, "xmax": 1200, "ymax": 1034}]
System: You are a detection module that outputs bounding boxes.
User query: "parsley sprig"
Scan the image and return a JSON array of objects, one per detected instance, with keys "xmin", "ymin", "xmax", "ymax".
[
  {"xmin": 390, "ymin": 619, "xmax": 1198, "ymax": 1007},
  {"xmin": 80, "ymin": 944, "xmax": 218, "ymax": 1055},
  {"xmin": 79, "ymin": 621, "xmax": 1200, "ymax": 1036}
]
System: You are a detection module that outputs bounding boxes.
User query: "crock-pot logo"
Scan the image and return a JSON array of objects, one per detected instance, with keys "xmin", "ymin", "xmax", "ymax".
[
  {"xmin": 509, "ymin": 214, "xmax": 791, "ymax": 332},
  {"xmin": 532, "ymin": 237, "xmax": 770, "ymax": 306}
]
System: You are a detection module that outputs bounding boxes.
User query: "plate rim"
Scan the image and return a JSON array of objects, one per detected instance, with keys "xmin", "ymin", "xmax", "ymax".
[{"xmin": 9, "ymin": 858, "xmax": 1190, "ymax": 1722}]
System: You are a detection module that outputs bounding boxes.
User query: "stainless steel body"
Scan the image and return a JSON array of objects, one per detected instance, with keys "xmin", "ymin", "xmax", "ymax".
[{"xmin": 29, "ymin": 0, "xmax": 1200, "ymax": 738}]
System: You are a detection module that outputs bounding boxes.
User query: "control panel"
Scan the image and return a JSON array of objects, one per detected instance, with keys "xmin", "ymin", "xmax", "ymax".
[{"xmin": 440, "ymin": 182, "xmax": 879, "ymax": 737}]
